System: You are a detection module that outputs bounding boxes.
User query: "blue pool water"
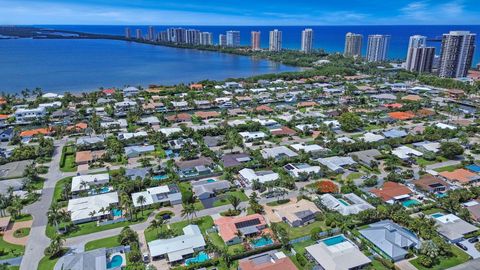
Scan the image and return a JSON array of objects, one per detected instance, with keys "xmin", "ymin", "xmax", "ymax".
[
  {"xmin": 165, "ymin": 149, "xmax": 174, "ymax": 157},
  {"xmin": 107, "ymin": 255, "xmax": 123, "ymax": 269},
  {"xmin": 100, "ymin": 187, "xmax": 110, "ymax": 193},
  {"xmin": 185, "ymin": 252, "xmax": 209, "ymax": 266},
  {"xmin": 323, "ymin": 235, "xmax": 346, "ymax": 246},
  {"xmin": 436, "ymin": 193, "xmax": 447, "ymax": 198},
  {"xmin": 206, "ymin": 179, "xmax": 216, "ymax": 183},
  {"xmin": 466, "ymin": 164, "xmax": 480, "ymax": 173},
  {"xmin": 338, "ymin": 199, "xmax": 350, "ymax": 206},
  {"xmin": 432, "ymin": 213, "xmax": 444, "ymax": 218},
  {"xmin": 111, "ymin": 209, "xmax": 122, "ymax": 217},
  {"xmin": 251, "ymin": 237, "xmax": 274, "ymax": 248},
  {"xmin": 402, "ymin": 199, "xmax": 420, "ymax": 207},
  {"xmin": 152, "ymin": 174, "xmax": 168, "ymax": 181}
]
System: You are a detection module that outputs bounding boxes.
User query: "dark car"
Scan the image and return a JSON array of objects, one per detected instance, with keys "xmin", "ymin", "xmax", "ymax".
[
  {"xmin": 456, "ymin": 242, "xmax": 468, "ymax": 250},
  {"xmin": 468, "ymin": 237, "xmax": 479, "ymax": 243}
]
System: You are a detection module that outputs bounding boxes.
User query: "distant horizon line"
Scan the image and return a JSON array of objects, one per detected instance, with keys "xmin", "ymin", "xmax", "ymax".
[{"xmin": 8, "ymin": 24, "xmax": 480, "ymax": 27}]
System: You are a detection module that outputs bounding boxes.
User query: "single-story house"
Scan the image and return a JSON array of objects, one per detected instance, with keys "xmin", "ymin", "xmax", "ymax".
[
  {"xmin": 222, "ymin": 153, "xmax": 251, "ymax": 168},
  {"xmin": 359, "ymin": 132, "xmax": 385, "ymax": 143},
  {"xmin": 239, "ymin": 131, "xmax": 267, "ymax": 142},
  {"xmin": 283, "ymin": 163, "xmax": 321, "ymax": 179},
  {"xmin": 67, "ymin": 192, "xmax": 119, "ymax": 224},
  {"xmin": 320, "ymin": 193, "xmax": 374, "ymax": 216},
  {"xmin": 215, "ymin": 214, "xmax": 267, "ymax": 245},
  {"xmin": 370, "ymin": 182, "xmax": 414, "ymax": 204},
  {"xmin": 290, "ymin": 143, "xmax": 326, "ymax": 154},
  {"xmin": 126, "ymin": 167, "xmax": 151, "ymax": 180},
  {"xmin": 317, "ymin": 156, "xmax": 356, "ymax": 173},
  {"xmin": 75, "ymin": 150, "xmax": 106, "ymax": 165},
  {"xmin": 239, "ymin": 168, "xmax": 279, "ymax": 185},
  {"xmin": 382, "ymin": 129, "xmax": 408, "ymax": 138},
  {"xmin": 413, "ymin": 141, "xmax": 441, "ymax": 153},
  {"xmin": 71, "ymin": 174, "xmax": 110, "ymax": 194},
  {"xmin": 359, "ymin": 220, "xmax": 420, "ymax": 261},
  {"xmin": 413, "ymin": 174, "xmax": 449, "ymax": 193},
  {"xmin": 272, "ymin": 199, "xmax": 320, "ymax": 227},
  {"xmin": 192, "ymin": 179, "xmax": 231, "ymax": 200},
  {"xmin": 348, "ymin": 149, "xmax": 381, "ymax": 167},
  {"xmin": 238, "ymin": 250, "xmax": 297, "ymax": 270},
  {"xmin": 148, "ymin": 225, "xmax": 206, "ymax": 263},
  {"xmin": 305, "ymin": 234, "xmax": 371, "ymax": 270},
  {"xmin": 463, "ymin": 200, "xmax": 480, "ymax": 222},
  {"xmin": 261, "ymin": 146, "xmax": 298, "ymax": 160},
  {"xmin": 439, "ymin": 169, "xmax": 480, "ymax": 185},
  {"xmin": 131, "ymin": 185, "xmax": 182, "ymax": 207},
  {"xmin": 175, "ymin": 156, "xmax": 215, "ymax": 177},
  {"xmin": 430, "ymin": 213, "xmax": 479, "ymax": 243},
  {"xmin": 392, "ymin": 146, "xmax": 423, "ymax": 160},
  {"xmin": 124, "ymin": 145, "xmax": 155, "ymax": 158},
  {"xmin": 54, "ymin": 248, "xmax": 111, "ymax": 270}
]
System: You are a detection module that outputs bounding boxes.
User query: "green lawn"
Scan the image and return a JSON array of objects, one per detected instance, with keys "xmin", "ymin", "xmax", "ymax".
[
  {"xmin": 0, "ymin": 236, "xmax": 25, "ymax": 260},
  {"xmin": 275, "ymin": 220, "xmax": 329, "ymax": 239},
  {"xmin": 59, "ymin": 146, "xmax": 77, "ymax": 172},
  {"xmin": 178, "ymin": 182, "xmax": 204, "ymax": 210},
  {"xmin": 266, "ymin": 199, "xmax": 291, "ymax": 207},
  {"xmin": 289, "ymin": 239, "xmax": 317, "ymax": 270},
  {"xmin": 38, "ymin": 256, "xmax": 61, "ymax": 270},
  {"xmin": 346, "ymin": 172, "xmax": 363, "ymax": 181},
  {"xmin": 51, "ymin": 176, "xmax": 72, "ymax": 204},
  {"xmin": 13, "ymin": 228, "xmax": 30, "ymax": 238},
  {"xmin": 12, "ymin": 214, "xmax": 33, "ymax": 222},
  {"xmin": 422, "ymin": 208, "xmax": 446, "ymax": 215},
  {"xmin": 207, "ymin": 231, "xmax": 246, "ymax": 255},
  {"xmin": 212, "ymin": 190, "xmax": 248, "ymax": 207},
  {"xmin": 434, "ymin": 164, "xmax": 463, "ymax": 173},
  {"xmin": 367, "ymin": 259, "xmax": 391, "ymax": 270},
  {"xmin": 410, "ymin": 246, "xmax": 470, "ymax": 270},
  {"xmin": 416, "ymin": 156, "xmax": 448, "ymax": 166},
  {"xmin": 46, "ymin": 208, "xmax": 154, "ymax": 239},
  {"xmin": 144, "ymin": 216, "xmax": 214, "ymax": 242},
  {"xmin": 85, "ymin": 235, "xmax": 121, "ymax": 251}
]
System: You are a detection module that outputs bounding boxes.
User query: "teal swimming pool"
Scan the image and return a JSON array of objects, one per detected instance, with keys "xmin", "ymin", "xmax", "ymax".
[
  {"xmin": 206, "ymin": 179, "xmax": 216, "ymax": 183},
  {"xmin": 323, "ymin": 235, "xmax": 346, "ymax": 246},
  {"xmin": 152, "ymin": 174, "xmax": 168, "ymax": 181},
  {"xmin": 107, "ymin": 255, "xmax": 123, "ymax": 269},
  {"xmin": 402, "ymin": 199, "xmax": 420, "ymax": 207},
  {"xmin": 111, "ymin": 208, "xmax": 122, "ymax": 217},
  {"xmin": 338, "ymin": 199, "xmax": 350, "ymax": 206},
  {"xmin": 185, "ymin": 252, "xmax": 209, "ymax": 266},
  {"xmin": 432, "ymin": 213, "xmax": 444, "ymax": 218},
  {"xmin": 251, "ymin": 237, "xmax": 274, "ymax": 248}
]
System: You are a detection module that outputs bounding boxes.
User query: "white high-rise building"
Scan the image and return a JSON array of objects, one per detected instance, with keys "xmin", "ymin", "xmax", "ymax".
[
  {"xmin": 186, "ymin": 29, "xmax": 201, "ymax": 45},
  {"xmin": 200, "ymin": 32, "xmax": 213, "ymax": 45},
  {"xmin": 226, "ymin": 31, "xmax": 240, "ymax": 47},
  {"xmin": 405, "ymin": 35, "xmax": 427, "ymax": 70},
  {"xmin": 344, "ymin": 32, "xmax": 363, "ymax": 57},
  {"xmin": 125, "ymin": 27, "xmax": 131, "ymax": 39},
  {"xmin": 251, "ymin": 31, "xmax": 261, "ymax": 50},
  {"xmin": 219, "ymin": 34, "xmax": 227, "ymax": 46},
  {"xmin": 136, "ymin": 29, "xmax": 142, "ymax": 40},
  {"xmin": 148, "ymin": 26, "xmax": 155, "ymax": 41},
  {"xmin": 301, "ymin": 29, "xmax": 313, "ymax": 53},
  {"xmin": 269, "ymin": 29, "xmax": 282, "ymax": 52},
  {"xmin": 366, "ymin": 35, "xmax": 390, "ymax": 62},
  {"xmin": 439, "ymin": 31, "xmax": 476, "ymax": 78},
  {"xmin": 174, "ymin": 28, "xmax": 186, "ymax": 44}
]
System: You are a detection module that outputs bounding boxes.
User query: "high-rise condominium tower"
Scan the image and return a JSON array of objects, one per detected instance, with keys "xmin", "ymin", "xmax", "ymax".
[
  {"xmin": 219, "ymin": 34, "xmax": 227, "ymax": 46},
  {"xmin": 344, "ymin": 32, "xmax": 363, "ymax": 57},
  {"xmin": 226, "ymin": 31, "xmax": 241, "ymax": 47},
  {"xmin": 251, "ymin": 31, "xmax": 261, "ymax": 50},
  {"xmin": 366, "ymin": 35, "xmax": 390, "ymax": 62},
  {"xmin": 269, "ymin": 29, "xmax": 282, "ymax": 52},
  {"xmin": 405, "ymin": 35, "xmax": 435, "ymax": 73},
  {"xmin": 186, "ymin": 29, "xmax": 201, "ymax": 45},
  {"xmin": 136, "ymin": 29, "xmax": 142, "ymax": 40},
  {"xmin": 200, "ymin": 32, "xmax": 213, "ymax": 46},
  {"xmin": 148, "ymin": 26, "xmax": 155, "ymax": 41},
  {"xmin": 301, "ymin": 29, "xmax": 313, "ymax": 53},
  {"xmin": 439, "ymin": 31, "xmax": 476, "ymax": 78},
  {"xmin": 125, "ymin": 27, "xmax": 131, "ymax": 39}
]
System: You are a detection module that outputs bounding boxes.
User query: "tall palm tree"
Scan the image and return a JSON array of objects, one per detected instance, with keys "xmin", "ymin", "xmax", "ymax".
[
  {"xmin": 148, "ymin": 219, "xmax": 165, "ymax": 238},
  {"xmin": 228, "ymin": 195, "xmax": 241, "ymax": 212},
  {"xmin": 136, "ymin": 195, "xmax": 147, "ymax": 216},
  {"xmin": 181, "ymin": 204, "xmax": 195, "ymax": 221},
  {"xmin": 48, "ymin": 203, "xmax": 63, "ymax": 232},
  {"xmin": 89, "ymin": 210, "xmax": 97, "ymax": 221}
]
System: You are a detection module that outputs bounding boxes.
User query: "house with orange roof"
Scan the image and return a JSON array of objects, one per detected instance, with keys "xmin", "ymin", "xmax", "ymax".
[
  {"xmin": 165, "ymin": 113, "xmax": 191, "ymax": 123},
  {"xmin": 270, "ymin": 126, "xmax": 297, "ymax": 137},
  {"xmin": 439, "ymin": 169, "xmax": 480, "ymax": 186},
  {"xmin": 66, "ymin": 123, "xmax": 88, "ymax": 132},
  {"xmin": 194, "ymin": 111, "xmax": 221, "ymax": 119},
  {"xmin": 297, "ymin": 101, "xmax": 317, "ymax": 108},
  {"xmin": 416, "ymin": 108, "xmax": 435, "ymax": 118},
  {"xmin": 189, "ymin": 83, "xmax": 203, "ymax": 90},
  {"xmin": 446, "ymin": 89, "xmax": 465, "ymax": 99},
  {"xmin": 75, "ymin": 150, "xmax": 106, "ymax": 165},
  {"xmin": 19, "ymin": 127, "xmax": 53, "ymax": 138},
  {"xmin": 402, "ymin": 95, "xmax": 422, "ymax": 102},
  {"xmin": 214, "ymin": 214, "xmax": 267, "ymax": 245},
  {"xmin": 0, "ymin": 98, "xmax": 6, "ymax": 105},
  {"xmin": 370, "ymin": 182, "xmax": 414, "ymax": 204},
  {"xmin": 382, "ymin": 103, "xmax": 403, "ymax": 109},
  {"xmin": 0, "ymin": 114, "xmax": 9, "ymax": 127},
  {"xmin": 255, "ymin": 105, "xmax": 274, "ymax": 113},
  {"xmin": 388, "ymin": 111, "xmax": 416, "ymax": 120},
  {"xmin": 102, "ymin": 88, "xmax": 115, "ymax": 96}
]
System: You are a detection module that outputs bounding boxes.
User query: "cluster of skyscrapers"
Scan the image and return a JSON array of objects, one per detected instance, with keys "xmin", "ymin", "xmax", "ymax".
[
  {"xmin": 344, "ymin": 30, "xmax": 476, "ymax": 78},
  {"xmin": 247, "ymin": 28, "xmax": 313, "ymax": 53},
  {"xmin": 125, "ymin": 26, "xmax": 213, "ymax": 46}
]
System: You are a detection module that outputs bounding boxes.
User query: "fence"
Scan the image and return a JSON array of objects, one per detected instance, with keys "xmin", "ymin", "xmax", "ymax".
[
  {"xmin": 99, "ymin": 217, "xmax": 127, "ymax": 226},
  {"xmin": 288, "ymin": 228, "xmax": 341, "ymax": 245}
]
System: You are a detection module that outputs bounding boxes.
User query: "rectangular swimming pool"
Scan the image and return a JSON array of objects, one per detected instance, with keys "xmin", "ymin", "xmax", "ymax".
[
  {"xmin": 251, "ymin": 237, "xmax": 274, "ymax": 248},
  {"xmin": 338, "ymin": 199, "xmax": 350, "ymax": 206},
  {"xmin": 402, "ymin": 199, "xmax": 420, "ymax": 207},
  {"xmin": 185, "ymin": 252, "xmax": 209, "ymax": 266},
  {"xmin": 432, "ymin": 213, "xmax": 444, "ymax": 218},
  {"xmin": 323, "ymin": 235, "xmax": 346, "ymax": 246}
]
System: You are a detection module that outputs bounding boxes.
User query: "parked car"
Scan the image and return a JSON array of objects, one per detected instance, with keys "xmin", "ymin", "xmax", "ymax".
[
  {"xmin": 456, "ymin": 242, "xmax": 468, "ymax": 251},
  {"xmin": 468, "ymin": 237, "xmax": 479, "ymax": 243},
  {"xmin": 143, "ymin": 253, "xmax": 150, "ymax": 263}
]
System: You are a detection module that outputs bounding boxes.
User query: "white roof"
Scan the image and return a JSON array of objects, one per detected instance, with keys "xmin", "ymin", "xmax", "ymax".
[
  {"xmin": 71, "ymin": 174, "xmax": 110, "ymax": 192},
  {"xmin": 261, "ymin": 146, "xmax": 298, "ymax": 159},
  {"xmin": 360, "ymin": 132, "xmax": 385, "ymax": 142},
  {"xmin": 318, "ymin": 156, "xmax": 356, "ymax": 171},
  {"xmin": 321, "ymin": 193, "xmax": 374, "ymax": 216},
  {"xmin": 413, "ymin": 141, "xmax": 440, "ymax": 153},
  {"xmin": 392, "ymin": 146, "xmax": 423, "ymax": 159},
  {"xmin": 118, "ymin": 131, "xmax": 148, "ymax": 140},
  {"xmin": 239, "ymin": 131, "xmax": 267, "ymax": 140},
  {"xmin": 148, "ymin": 225, "xmax": 206, "ymax": 261},
  {"xmin": 290, "ymin": 143, "xmax": 324, "ymax": 153},
  {"xmin": 239, "ymin": 168, "xmax": 279, "ymax": 184},
  {"xmin": 159, "ymin": 127, "xmax": 182, "ymax": 136},
  {"xmin": 68, "ymin": 192, "xmax": 119, "ymax": 222},
  {"xmin": 435, "ymin": 123, "xmax": 456, "ymax": 130},
  {"xmin": 336, "ymin": 137, "xmax": 355, "ymax": 143},
  {"xmin": 131, "ymin": 185, "xmax": 176, "ymax": 207}
]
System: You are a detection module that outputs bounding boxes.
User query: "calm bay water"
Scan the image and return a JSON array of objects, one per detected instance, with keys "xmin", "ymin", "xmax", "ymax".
[
  {"xmin": 1, "ymin": 25, "xmax": 480, "ymax": 93},
  {"xmin": 0, "ymin": 38, "xmax": 298, "ymax": 93}
]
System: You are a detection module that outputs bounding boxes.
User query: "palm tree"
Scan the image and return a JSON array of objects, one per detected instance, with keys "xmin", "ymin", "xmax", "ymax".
[
  {"xmin": 228, "ymin": 195, "xmax": 241, "ymax": 212},
  {"xmin": 181, "ymin": 203, "xmax": 195, "ymax": 221},
  {"xmin": 46, "ymin": 233, "xmax": 65, "ymax": 257},
  {"xmin": 149, "ymin": 219, "xmax": 165, "ymax": 238},
  {"xmin": 136, "ymin": 195, "xmax": 147, "ymax": 216},
  {"xmin": 47, "ymin": 203, "xmax": 62, "ymax": 232},
  {"xmin": 89, "ymin": 210, "xmax": 97, "ymax": 221}
]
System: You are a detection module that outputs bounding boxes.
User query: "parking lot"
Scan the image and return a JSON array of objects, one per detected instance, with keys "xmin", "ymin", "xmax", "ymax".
[{"xmin": 458, "ymin": 239, "xmax": 480, "ymax": 259}]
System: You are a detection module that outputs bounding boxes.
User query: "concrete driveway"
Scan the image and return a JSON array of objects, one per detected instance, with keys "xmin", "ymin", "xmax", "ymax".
[{"xmin": 458, "ymin": 239, "xmax": 480, "ymax": 259}]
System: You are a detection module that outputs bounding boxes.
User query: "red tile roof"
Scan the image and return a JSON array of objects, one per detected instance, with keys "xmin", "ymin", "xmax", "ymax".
[
  {"xmin": 214, "ymin": 214, "xmax": 266, "ymax": 242},
  {"xmin": 370, "ymin": 182, "xmax": 413, "ymax": 202},
  {"xmin": 19, "ymin": 128, "xmax": 53, "ymax": 137},
  {"xmin": 271, "ymin": 126, "xmax": 297, "ymax": 136},
  {"xmin": 388, "ymin": 111, "xmax": 416, "ymax": 120},
  {"xmin": 440, "ymin": 169, "xmax": 479, "ymax": 184}
]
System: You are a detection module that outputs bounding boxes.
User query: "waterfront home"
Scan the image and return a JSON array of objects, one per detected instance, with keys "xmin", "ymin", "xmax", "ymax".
[
  {"xmin": 14, "ymin": 107, "xmax": 46, "ymax": 123},
  {"xmin": 305, "ymin": 234, "xmax": 371, "ymax": 270},
  {"xmin": 171, "ymin": 101, "xmax": 190, "ymax": 110},
  {"xmin": 192, "ymin": 179, "xmax": 231, "ymax": 200},
  {"xmin": 430, "ymin": 213, "xmax": 478, "ymax": 243},
  {"xmin": 359, "ymin": 220, "xmax": 420, "ymax": 262},
  {"xmin": 70, "ymin": 174, "xmax": 110, "ymax": 195},
  {"xmin": 238, "ymin": 250, "xmax": 297, "ymax": 270},
  {"xmin": 317, "ymin": 156, "xmax": 356, "ymax": 173},
  {"xmin": 124, "ymin": 145, "xmax": 155, "ymax": 158},
  {"xmin": 370, "ymin": 182, "xmax": 414, "ymax": 205},
  {"xmin": 439, "ymin": 168, "xmax": 480, "ymax": 186},
  {"xmin": 283, "ymin": 163, "xmax": 321, "ymax": 179},
  {"xmin": 131, "ymin": 185, "xmax": 182, "ymax": 207},
  {"xmin": 271, "ymin": 199, "xmax": 320, "ymax": 227},
  {"xmin": 67, "ymin": 192, "xmax": 119, "ymax": 224},
  {"xmin": 195, "ymin": 111, "xmax": 221, "ymax": 119},
  {"xmin": 261, "ymin": 146, "xmax": 298, "ymax": 160},
  {"xmin": 148, "ymin": 224, "xmax": 206, "ymax": 263},
  {"xmin": 239, "ymin": 168, "xmax": 279, "ymax": 185},
  {"xmin": 320, "ymin": 193, "xmax": 374, "ymax": 216},
  {"xmin": 215, "ymin": 214, "xmax": 267, "ymax": 245}
]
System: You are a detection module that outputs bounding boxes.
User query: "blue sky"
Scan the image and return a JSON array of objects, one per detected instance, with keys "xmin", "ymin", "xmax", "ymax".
[{"xmin": 1, "ymin": 0, "xmax": 479, "ymax": 25}]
